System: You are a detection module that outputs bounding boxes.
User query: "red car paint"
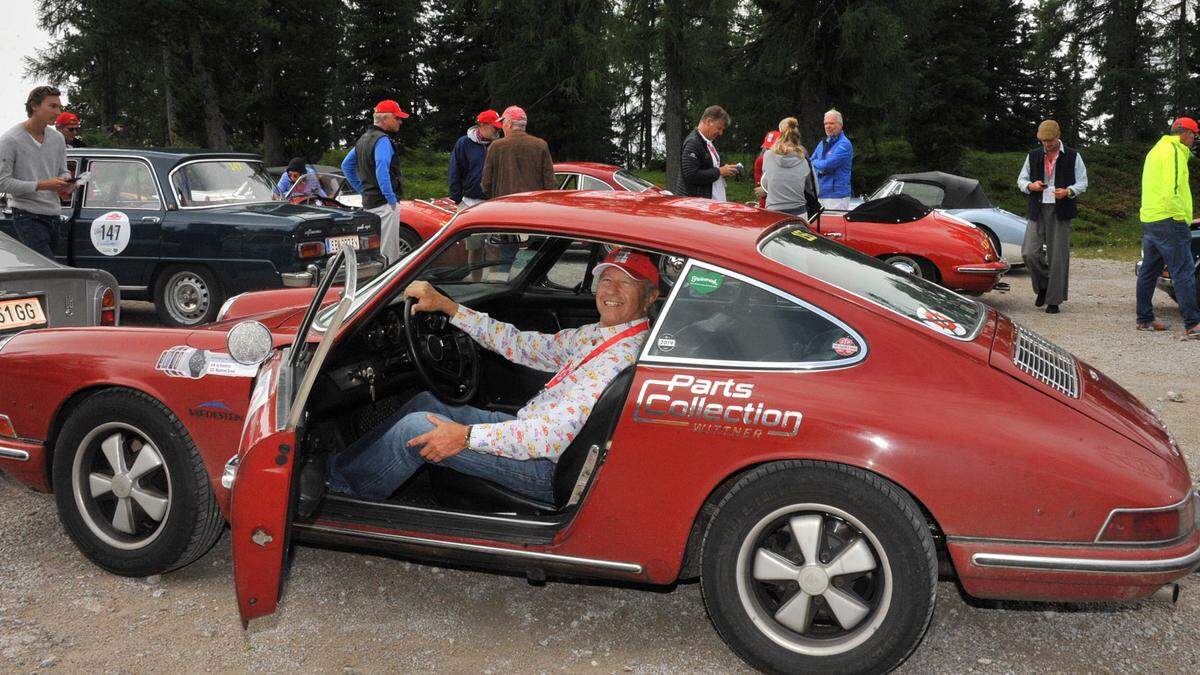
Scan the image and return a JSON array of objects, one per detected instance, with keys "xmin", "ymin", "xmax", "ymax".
[{"xmin": 0, "ymin": 190, "xmax": 1195, "ymax": 652}]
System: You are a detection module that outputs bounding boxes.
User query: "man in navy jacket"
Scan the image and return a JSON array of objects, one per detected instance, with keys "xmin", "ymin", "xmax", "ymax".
[
  {"xmin": 449, "ymin": 109, "xmax": 503, "ymax": 279},
  {"xmin": 811, "ymin": 109, "xmax": 853, "ymax": 209}
]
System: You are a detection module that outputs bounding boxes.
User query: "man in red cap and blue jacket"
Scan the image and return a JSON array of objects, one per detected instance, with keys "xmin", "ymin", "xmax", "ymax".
[{"xmin": 343, "ymin": 99, "xmax": 410, "ymax": 263}]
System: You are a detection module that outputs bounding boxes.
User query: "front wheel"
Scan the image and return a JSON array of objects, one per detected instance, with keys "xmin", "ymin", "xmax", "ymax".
[
  {"xmin": 700, "ymin": 461, "xmax": 937, "ymax": 674},
  {"xmin": 52, "ymin": 389, "xmax": 224, "ymax": 576},
  {"xmin": 154, "ymin": 265, "xmax": 223, "ymax": 327}
]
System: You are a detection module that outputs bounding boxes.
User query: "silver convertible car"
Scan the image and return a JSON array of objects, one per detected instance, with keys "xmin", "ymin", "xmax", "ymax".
[
  {"xmin": 0, "ymin": 230, "xmax": 119, "ymax": 343},
  {"xmin": 849, "ymin": 172, "xmax": 1027, "ymax": 267}
]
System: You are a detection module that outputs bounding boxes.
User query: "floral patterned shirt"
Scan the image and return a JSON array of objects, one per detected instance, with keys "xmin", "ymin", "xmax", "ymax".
[{"xmin": 450, "ymin": 306, "xmax": 647, "ymax": 461}]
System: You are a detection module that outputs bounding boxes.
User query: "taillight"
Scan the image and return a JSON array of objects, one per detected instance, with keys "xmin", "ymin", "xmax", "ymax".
[
  {"xmin": 360, "ymin": 234, "xmax": 380, "ymax": 250},
  {"xmin": 297, "ymin": 241, "xmax": 325, "ymax": 259},
  {"xmin": 1097, "ymin": 494, "xmax": 1197, "ymax": 543},
  {"xmin": 0, "ymin": 414, "xmax": 16, "ymax": 439},
  {"xmin": 100, "ymin": 287, "xmax": 117, "ymax": 326}
]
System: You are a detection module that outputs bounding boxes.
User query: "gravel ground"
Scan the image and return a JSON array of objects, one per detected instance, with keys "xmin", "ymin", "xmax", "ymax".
[{"xmin": 3, "ymin": 258, "xmax": 1198, "ymax": 673}]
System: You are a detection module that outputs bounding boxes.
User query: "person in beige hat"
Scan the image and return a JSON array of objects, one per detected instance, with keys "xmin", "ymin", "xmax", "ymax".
[{"xmin": 1016, "ymin": 119, "xmax": 1089, "ymax": 313}]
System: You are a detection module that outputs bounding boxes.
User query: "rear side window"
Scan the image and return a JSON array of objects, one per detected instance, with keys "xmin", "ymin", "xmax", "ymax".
[
  {"xmin": 578, "ymin": 175, "xmax": 614, "ymax": 191},
  {"xmin": 84, "ymin": 160, "xmax": 161, "ymax": 209},
  {"xmin": 643, "ymin": 261, "xmax": 865, "ymax": 368},
  {"xmin": 899, "ymin": 182, "xmax": 945, "ymax": 208}
]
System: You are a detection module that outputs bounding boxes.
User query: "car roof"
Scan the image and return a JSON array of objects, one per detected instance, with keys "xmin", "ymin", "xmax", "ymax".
[
  {"xmin": 554, "ymin": 161, "xmax": 623, "ymax": 176},
  {"xmin": 451, "ymin": 190, "xmax": 792, "ymax": 269},
  {"xmin": 67, "ymin": 148, "xmax": 263, "ymax": 173},
  {"xmin": 888, "ymin": 171, "xmax": 991, "ymax": 209}
]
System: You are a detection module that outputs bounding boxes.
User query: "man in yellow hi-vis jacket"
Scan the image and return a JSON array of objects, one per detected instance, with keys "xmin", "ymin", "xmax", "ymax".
[{"xmin": 1136, "ymin": 117, "xmax": 1198, "ymax": 339}]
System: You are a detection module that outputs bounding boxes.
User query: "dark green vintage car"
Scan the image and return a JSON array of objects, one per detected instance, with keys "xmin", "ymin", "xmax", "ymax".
[{"xmin": 0, "ymin": 149, "xmax": 385, "ymax": 327}]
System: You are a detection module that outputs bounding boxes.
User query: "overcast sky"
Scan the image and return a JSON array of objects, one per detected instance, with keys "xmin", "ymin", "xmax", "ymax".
[{"xmin": 1, "ymin": 3, "xmax": 62, "ymax": 122}]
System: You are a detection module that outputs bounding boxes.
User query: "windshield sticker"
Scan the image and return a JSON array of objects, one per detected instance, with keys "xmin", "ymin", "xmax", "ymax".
[
  {"xmin": 156, "ymin": 346, "xmax": 259, "ymax": 379},
  {"xmin": 90, "ymin": 211, "xmax": 131, "ymax": 256},
  {"xmin": 224, "ymin": 162, "xmax": 246, "ymax": 171},
  {"xmin": 686, "ymin": 268, "xmax": 724, "ymax": 295},
  {"xmin": 633, "ymin": 374, "xmax": 803, "ymax": 439},
  {"xmin": 790, "ymin": 229, "xmax": 818, "ymax": 242},
  {"xmin": 656, "ymin": 333, "xmax": 677, "ymax": 353},
  {"xmin": 917, "ymin": 306, "xmax": 967, "ymax": 337},
  {"xmin": 832, "ymin": 336, "xmax": 859, "ymax": 356}
]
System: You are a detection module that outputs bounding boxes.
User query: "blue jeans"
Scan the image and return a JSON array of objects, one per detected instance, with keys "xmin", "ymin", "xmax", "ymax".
[
  {"xmin": 327, "ymin": 392, "xmax": 556, "ymax": 502},
  {"xmin": 12, "ymin": 210, "xmax": 57, "ymax": 259},
  {"xmin": 1136, "ymin": 218, "xmax": 1199, "ymax": 329}
]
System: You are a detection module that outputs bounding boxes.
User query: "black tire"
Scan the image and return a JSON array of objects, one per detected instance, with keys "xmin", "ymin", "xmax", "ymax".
[
  {"xmin": 52, "ymin": 389, "xmax": 224, "ymax": 576},
  {"xmin": 700, "ymin": 461, "xmax": 937, "ymax": 675},
  {"xmin": 153, "ymin": 265, "xmax": 223, "ymax": 327}
]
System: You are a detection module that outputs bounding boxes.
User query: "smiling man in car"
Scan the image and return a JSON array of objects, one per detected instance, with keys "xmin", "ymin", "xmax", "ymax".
[{"xmin": 325, "ymin": 248, "xmax": 660, "ymax": 503}]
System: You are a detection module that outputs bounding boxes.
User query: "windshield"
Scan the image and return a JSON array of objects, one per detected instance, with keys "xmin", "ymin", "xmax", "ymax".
[
  {"xmin": 280, "ymin": 172, "xmax": 348, "ymax": 201},
  {"xmin": 759, "ymin": 226, "xmax": 984, "ymax": 340},
  {"xmin": 171, "ymin": 160, "xmax": 277, "ymax": 207},
  {"xmin": 613, "ymin": 169, "xmax": 656, "ymax": 192}
]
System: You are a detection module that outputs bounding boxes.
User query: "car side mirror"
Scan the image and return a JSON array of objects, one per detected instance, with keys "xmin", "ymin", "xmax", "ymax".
[{"xmin": 227, "ymin": 320, "xmax": 274, "ymax": 365}]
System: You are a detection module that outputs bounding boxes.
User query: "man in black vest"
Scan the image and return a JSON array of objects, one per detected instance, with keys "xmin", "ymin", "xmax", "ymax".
[
  {"xmin": 1016, "ymin": 120, "xmax": 1089, "ymax": 314},
  {"xmin": 341, "ymin": 100, "xmax": 408, "ymax": 263},
  {"xmin": 677, "ymin": 105, "xmax": 739, "ymax": 199}
]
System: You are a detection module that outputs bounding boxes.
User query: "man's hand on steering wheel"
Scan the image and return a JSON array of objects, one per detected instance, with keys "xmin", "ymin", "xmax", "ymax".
[
  {"xmin": 404, "ymin": 281, "xmax": 459, "ymax": 316},
  {"xmin": 408, "ymin": 414, "xmax": 469, "ymax": 462}
]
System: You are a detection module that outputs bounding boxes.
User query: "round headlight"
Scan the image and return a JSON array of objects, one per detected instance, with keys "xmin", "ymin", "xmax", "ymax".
[{"xmin": 227, "ymin": 321, "xmax": 274, "ymax": 366}]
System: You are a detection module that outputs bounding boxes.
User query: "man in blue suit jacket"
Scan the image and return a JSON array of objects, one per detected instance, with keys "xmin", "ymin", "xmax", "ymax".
[{"xmin": 811, "ymin": 109, "xmax": 853, "ymax": 209}]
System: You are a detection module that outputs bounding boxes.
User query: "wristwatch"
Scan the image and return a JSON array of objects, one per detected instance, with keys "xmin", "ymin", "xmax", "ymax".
[{"xmin": 463, "ymin": 425, "xmax": 473, "ymax": 451}]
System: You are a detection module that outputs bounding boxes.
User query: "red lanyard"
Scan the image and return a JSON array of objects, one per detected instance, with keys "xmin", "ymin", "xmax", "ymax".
[{"xmin": 545, "ymin": 320, "xmax": 648, "ymax": 390}]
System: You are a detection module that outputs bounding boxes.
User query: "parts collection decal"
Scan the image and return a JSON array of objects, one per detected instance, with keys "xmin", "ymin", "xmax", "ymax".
[
  {"xmin": 916, "ymin": 306, "xmax": 967, "ymax": 337},
  {"xmin": 633, "ymin": 374, "xmax": 803, "ymax": 439},
  {"xmin": 156, "ymin": 346, "xmax": 259, "ymax": 379},
  {"xmin": 90, "ymin": 211, "xmax": 131, "ymax": 256}
]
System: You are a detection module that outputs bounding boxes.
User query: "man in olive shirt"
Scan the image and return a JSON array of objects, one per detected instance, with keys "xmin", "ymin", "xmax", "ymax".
[{"xmin": 0, "ymin": 86, "xmax": 72, "ymax": 259}]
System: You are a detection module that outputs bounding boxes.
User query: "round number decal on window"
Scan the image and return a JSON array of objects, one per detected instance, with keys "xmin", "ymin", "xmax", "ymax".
[{"xmin": 90, "ymin": 211, "xmax": 131, "ymax": 256}]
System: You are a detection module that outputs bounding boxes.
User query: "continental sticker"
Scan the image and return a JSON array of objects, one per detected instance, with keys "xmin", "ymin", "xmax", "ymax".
[
  {"xmin": 633, "ymin": 374, "xmax": 802, "ymax": 439},
  {"xmin": 156, "ymin": 346, "xmax": 258, "ymax": 379},
  {"xmin": 916, "ymin": 306, "xmax": 967, "ymax": 337},
  {"xmin": 686, "ymin": 268, "xmax": 724, "ymax": 295}
]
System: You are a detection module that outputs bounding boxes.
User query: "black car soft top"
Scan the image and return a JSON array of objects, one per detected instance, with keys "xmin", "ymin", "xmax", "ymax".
[
  {"xmin": 889, "ymin": 171, "xmax": 992, "ymax": 209},
  {"xmin": 845, "ymin": 193, "xmax": 932, "ymax": 224}
]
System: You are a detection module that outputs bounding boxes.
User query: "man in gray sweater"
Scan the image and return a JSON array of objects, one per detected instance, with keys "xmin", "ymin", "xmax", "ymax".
[{"xmin": 0, "ymin": 86, "xmax": 72, "ymax": 259}]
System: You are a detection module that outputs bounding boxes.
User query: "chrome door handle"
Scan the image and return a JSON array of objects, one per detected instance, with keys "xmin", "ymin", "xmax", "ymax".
[
  {"xmin": 826, "ymin": 232, "xmax": 844, "ymax": 239},
  {"xmin": 141, "ymin": 216, "xmax": 161, "ymax": 224}
]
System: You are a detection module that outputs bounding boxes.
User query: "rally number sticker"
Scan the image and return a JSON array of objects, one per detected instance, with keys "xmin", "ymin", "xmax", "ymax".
[
  {"xmin": 916, "ymin": 306, "xmax": 967, "ymax": 337},
  {"xmin": 90, "ymin": 211, "xmax": 131, "ymax": 256}
]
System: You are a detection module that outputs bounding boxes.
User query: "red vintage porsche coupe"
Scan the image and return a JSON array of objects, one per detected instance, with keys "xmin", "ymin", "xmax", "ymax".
[{"xmin": 0, "ymin": 191, "xmax": 1194, "ymax": 674}]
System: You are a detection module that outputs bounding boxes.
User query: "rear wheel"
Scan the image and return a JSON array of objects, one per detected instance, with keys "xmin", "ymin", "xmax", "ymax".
[
  {"xmin": 154, "ymin": 265, "xmax": 223, "ymax": 327},
  {"xmin": 881, "ymin": 255, "xmax": 936, "ymax": 281},
  {"xmin": 52, "ymin": 389, "xmax": 224, "ymax": 576},
  {"xmin": 700, "ymin": 461, "xmax": 936, "ymax": 675}
]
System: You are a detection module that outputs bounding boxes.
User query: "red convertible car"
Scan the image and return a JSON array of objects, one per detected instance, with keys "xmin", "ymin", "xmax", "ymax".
[{"xmin": 0, "ymin": 191, "xmax": 1195, "ymax": 673}]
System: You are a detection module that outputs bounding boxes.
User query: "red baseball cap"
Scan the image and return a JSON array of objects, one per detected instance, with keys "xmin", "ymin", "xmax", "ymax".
[
  {"xmin": 476, "ymin": 109, "xmax": 503, "ymax": 128},
  {"xmin": 1172, "ymin": 117, "xmax": 1198, "ymax": 133},
  {"xmin": 761, "ymin": 130, "xmax": 780, "ymax": 149},
  {"xmin": 499, "ymin": 105, "xmax": 527, "ymax": 122},
  {"xmin": 593, "ymin": 248, "xmax": 659, "ymax": 287},
  {"xmin": 374, "ymin": 100, "xmax": 410, "ymax": 118},
  {"xmin": 55, "ymin": 112, "xmax": 79, "ymax": 128}
]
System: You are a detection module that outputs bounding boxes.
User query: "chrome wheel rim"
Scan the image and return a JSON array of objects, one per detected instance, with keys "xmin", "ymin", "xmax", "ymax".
[
  {"xmin": 165, "ymin": 271, "xmax": 210, "ymax": 325},
  {"xmin": 886, "ymin": 257, "xmax": 921, "ymax": 277},
  {"xmin": 735, "ymin": 503, "xmax": 892, "ymax": 656},
  {"xmin": 72, "ymin": 422, "xmax": 172, "ymax": 550}
]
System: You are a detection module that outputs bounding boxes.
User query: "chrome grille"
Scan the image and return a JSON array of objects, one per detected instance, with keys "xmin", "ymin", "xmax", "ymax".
[{"xmin": 1012, "ymin": 323, "xmax": 1079, "ymax": 398}]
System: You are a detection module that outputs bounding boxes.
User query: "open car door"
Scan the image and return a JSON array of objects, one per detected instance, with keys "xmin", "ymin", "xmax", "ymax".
[{"xmin": 228, "ymin": 247, "xmax": 358, "ymax": 625}]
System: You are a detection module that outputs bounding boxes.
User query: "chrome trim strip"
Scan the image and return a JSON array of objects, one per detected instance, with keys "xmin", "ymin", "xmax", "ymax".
[
  {"xmin": 1095, "ymin": 491, "xmax": 1197, "ymax": 544},
  {"xmin": 287, "ymin": 248, "xmax": 356, "ymax": 429},
  {"xmin": 0, "ymin": 445, "xmax": 31, "ymax": 461},
  {"xmin": 293, "ymin": 523, "xmax": 644, "ymax": 573},
  {"xmin": 639, "ymin": 258, "xmax": 868, "ymax": 370},
  {"xmin": 417, "ymin": 198, "xmax": 456, "ymax": 215},
  {"xmin": 324, "ymin": 494, "xmax": 559, "ymax": 528},
  {"xmin": 80, "ymin": 156, "xmax": 166, "ymax": 211},
  {"xmin": 955, "ymin": 266, "xmax": 1008, "ymax": 274},
  {"xmin": 118, "ymin": 285, "xmax": 149, "ymax": 292},
  {"xmin": 971, "ymin": 543, "xmax": 1200, "ymax": 574}
]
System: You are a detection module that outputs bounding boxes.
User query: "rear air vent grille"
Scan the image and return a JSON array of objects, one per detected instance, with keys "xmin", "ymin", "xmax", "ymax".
[{"xmin": 1013, "ymin": 323, "xmax": 1079, "ymax": 398}]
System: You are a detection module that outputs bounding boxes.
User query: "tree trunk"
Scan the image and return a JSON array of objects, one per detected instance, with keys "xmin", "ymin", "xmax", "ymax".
[
  {"xmin": 1178, "ymin": 0, "xmax": 1189, "ymax": 113},
  {"xmin": 260, "ymin": 60, "xmax": 284, "ymax": 164},
  {"xmin": 189, "ymin": 32, "xmax": 228, "ymax": 149},
  {"xmin": 639, "ymin": 56, "xmax": 653, "ymax": 167},
  {"xmin": 663, "ymin": 0, "xmax": 683, "ymax": 192},
  {"xmin": 162, "ymin": 46, "xmax": 180, "ymax": 146}
]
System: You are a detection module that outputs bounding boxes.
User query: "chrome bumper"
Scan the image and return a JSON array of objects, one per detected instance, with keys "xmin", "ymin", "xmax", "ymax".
[
  {"xmin": 282, "ymin": 258, "xmax": 385, "ymax": 288},
  {"xmin": 971, "ymin": 542, "xmax": 1200, "ymax": 574}
]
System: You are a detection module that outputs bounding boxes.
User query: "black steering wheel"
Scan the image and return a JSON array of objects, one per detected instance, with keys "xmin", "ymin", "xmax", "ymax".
[{"xmin": 403, "ymin": 296, "xmax": 481, "ymax": 405}]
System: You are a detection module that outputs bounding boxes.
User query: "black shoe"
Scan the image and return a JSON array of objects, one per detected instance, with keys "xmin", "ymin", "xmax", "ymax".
[
  {"xmin": 1045, "ymin": 304, "xmax": 1060, "ymax": 314},
  {"xmin": 1035, "ymin": 290, "xmax": 1046, "ymax": 307},
  {"xmin": 297, "ymin": 454, "xmax": 327, "ymax": 519}
]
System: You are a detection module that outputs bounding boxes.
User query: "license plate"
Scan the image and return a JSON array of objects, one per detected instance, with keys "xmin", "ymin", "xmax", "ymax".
[
  {"xmin": 0, "ymin": 296, "xmax": 47, "ymax": 331},
  {"xmin": 325, "ymin": 235, "xmax": 360, "ymax": 254}
]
